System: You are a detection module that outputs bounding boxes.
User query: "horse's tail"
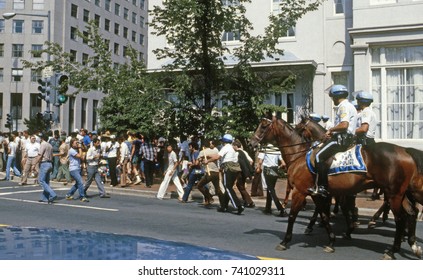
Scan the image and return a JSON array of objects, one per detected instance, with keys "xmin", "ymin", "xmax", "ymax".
[{"xmin": 405, "ymin": 147, "xmax": 423, "ymax": 174}]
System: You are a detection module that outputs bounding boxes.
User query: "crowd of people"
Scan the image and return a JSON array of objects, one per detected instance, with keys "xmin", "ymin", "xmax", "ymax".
[{"xmin": 0, "ymin": 127, "xmax": 289, "ymax": 215}]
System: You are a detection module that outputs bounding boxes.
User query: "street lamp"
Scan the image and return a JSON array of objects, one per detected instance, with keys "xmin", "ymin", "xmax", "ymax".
[{"xmin": 2, "ymin": 11, "xmax": 51, "ymax": 61}]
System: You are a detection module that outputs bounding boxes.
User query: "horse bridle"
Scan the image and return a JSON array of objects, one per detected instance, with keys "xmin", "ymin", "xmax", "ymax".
[{"xmin": 253, "ymin": 118, "xmax": 313, "ymax": 156}]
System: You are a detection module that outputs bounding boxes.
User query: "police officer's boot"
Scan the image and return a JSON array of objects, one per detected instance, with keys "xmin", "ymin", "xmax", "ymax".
[{"xmin": 308, "ymin": 162, "xmax": 329, "ymax": 197}]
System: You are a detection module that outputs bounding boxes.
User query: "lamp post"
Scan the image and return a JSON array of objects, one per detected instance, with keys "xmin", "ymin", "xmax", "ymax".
[{"xmin": 3, "ymin": 11, "xmax": 52, "ymax": 129}]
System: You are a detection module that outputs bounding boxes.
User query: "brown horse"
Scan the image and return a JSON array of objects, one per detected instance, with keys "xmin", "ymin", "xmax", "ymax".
[{"xmin": 250, "ymin": 116, "xmax": 422, "ymax": 259}]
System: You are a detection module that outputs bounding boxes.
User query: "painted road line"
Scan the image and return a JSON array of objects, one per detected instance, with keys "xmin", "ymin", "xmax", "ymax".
[
  {"xmin": 0, "ymin": 197, "xmax": 119, "ymax": 212},
  {"xmin": 0, "ymin": 188, "xmax": 69, "ymax": 196}
]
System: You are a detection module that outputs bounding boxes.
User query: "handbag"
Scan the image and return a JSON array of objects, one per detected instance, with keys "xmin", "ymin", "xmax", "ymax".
[
  {"xmin": 263, "ymin": 166, "xmax": 279, "ymax": 177},
  {"xmin": 222, "ymin": 161, "xmax": 241, "ymax": 173}
]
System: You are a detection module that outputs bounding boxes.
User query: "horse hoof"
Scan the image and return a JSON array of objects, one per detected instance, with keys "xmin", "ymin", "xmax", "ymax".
[
  {"xmin": 368, "ymin": 221, "xmax": 376, "ymax": 229},
  {"xmin": 304, "ymin": 228, "xmax": 313, "ymax": 235},
  {"xmin": 382, "ymin": 253, "xmax": 395, "ymax": 260},
  {"xmin": 412, "ymin": 244, "xmax": 422, "ymax": 259},
  {"xmin": 342, "ymin": 233, "xmax": 352, "ymax": 240},
  {"xmin": 323, "ymin": 246, "xmax": 335, "ymax": 253},
  {"xmin": 275, "ymin": 244, "xmax": 287, "ymax": 251}
]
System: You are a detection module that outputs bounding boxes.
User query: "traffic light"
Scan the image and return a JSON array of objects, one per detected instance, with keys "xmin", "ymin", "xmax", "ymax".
[
  {"xmin": 53, "ymin": 73, "xmax": 69, "ymax": 106},
  {"xmin": 5, "ymin": 113, "xmax": 12, "ymax": 130},
  {"xmin": 37, "ymin": 77, "xmax": 52, "ymax": 103}
]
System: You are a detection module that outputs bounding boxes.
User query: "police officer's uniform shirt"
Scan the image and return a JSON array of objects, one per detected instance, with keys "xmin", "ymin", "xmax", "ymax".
[
  {"xmin": 334, "ymin": 99, "xmax": 358, "ymax": 135},
  {"xmin": 218, "ymin": 143, "xmax": 238, "ymax": 164},
  {"xmin": 357, "ymin": 106, "xmax": 377, "ymax": 139}
]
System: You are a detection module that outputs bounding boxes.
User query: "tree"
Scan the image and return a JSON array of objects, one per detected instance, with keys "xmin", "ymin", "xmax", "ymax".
[
  {"xmin": 22, "ymin": 21, "xmax": 173, "ymax": 137},
  {"xmin": 149, "ymin": 0, "xmax": 323, "ymax": 140}
]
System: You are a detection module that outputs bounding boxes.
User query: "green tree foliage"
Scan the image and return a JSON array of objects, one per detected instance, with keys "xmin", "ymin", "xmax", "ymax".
[{"xmin": 149, "ymin": 0, "xmax": 323, "ymax": 140}]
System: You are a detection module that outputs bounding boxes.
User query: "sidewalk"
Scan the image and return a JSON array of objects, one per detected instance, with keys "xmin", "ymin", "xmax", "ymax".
[{"xmin": 4, "ymin": 171, "xmax": 384, "ymax": 216}]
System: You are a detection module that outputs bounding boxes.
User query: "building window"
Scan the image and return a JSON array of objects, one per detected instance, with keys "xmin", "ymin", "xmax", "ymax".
[
  {"xmin": 82, "ymin": 31, "xmax": 89, "ymax": 44},
  {"xmin": 31, "ymin": 45, "xmax": 43, "ymax": 58},
  {"xmin": 114, "ymin": 23, "xmax": 119, "ymax": 35},
  {"xmin": 139, "ymin": 34, "xmax": 144, "ymax": 45},
  {"xmin": 0, "ymin": 68, "xmax": 3, "ymax": 82},
  {"xmin": 93, "ymin": 100, "xmax": 99, "ymax": 130},
  {"xmin": 371, "ymin": 45, "xmax": 423, "ymax": 140},
  {"xmin": 94, "ymin": 14, "xmax": 100, "ymax": 27},
  {"xmin": 70, "ymin": 50, "xmax": 77, "ymax": 62},
  {"xmin": 139, "ymin": 16, "xmax": 145, "ymax": 29},
  {"xmin": 123, "ymin": 46, "xmax": 128, "ymax": 57},
  {"xmin": 139, "ymin": 52, "xmax": 144, "ymax": 62},
  {"xmin": 11, "ymin": 93, "xmax": 23, "ymax": 119},
  {"xmin": 71, "ymin": 4, "xmax": 78, "ymax": 18},
  {"xmin": 31, "ymin": 69, "xmax": 42, "ymax": 82},
  {"xmin": 140, "ymin": 0, "xmax": 145, "ymax": 10},
  {"xmin": 105, "ymin": 0, "xmax": 111, "ymax": 11},
  {"xmin": 12, "ymin": 44, "xmax": 24, "ymax": 57},
  {"xmin": 0, "ymin": 19, "xmax": 4, "ymax": 33},
  {"xmin": 132, "ymin": 0, "xmax": 137, "ymax": 6},
  {"xmin": 95, "ymin": 0, "xmax": 101, "ymax": 7},
  {"xmin": 13, "ymin": 0, "xmax": 25, "ymax": 10},
  {"xmin": 30, "ymin": 93, "xmax": 42, "ymax": 118},
  {"xmin": 82, "ymin": 53, "xmax": 89, "ymax": 65},
  {"xmin": 0, "ymin": 44, "xmax": 3, "ymax": 57},
  {"xmin": 104, "ymin": 19, "xmax": 110, "ymax": 31},
  {"xmin": 13, "ymin": 20, "xmax": 24, "ymax": 33},
  {"xmin": 83, "ymin": 9, "xmax": 90, "ymax": 22},
  {"xmin": 222, "ymin": 31, "xmax": 240, "ymax": 42},
  {"xmin": 104, "ymin": 39, "xmax": 110, "ymax": 50},
  {"xmin": 0, "ymin": 0, "xmax": 5, "ymax": 9},
  {"xmin": 69, "ymin": 97, "xmax": 75, "ymax": 134},
  {"xmin": 12, "ymin": 69, "xmax": 23, "ymax": 82},
  {"xmin": 115, "ymin": 3, "xmax": 120, "ymax": 16},
  {"xmin": 81, "ymin": 98, "xmax": 88, "ymax": 129},
  {"xmin": 132, "ymin": 12, "xmax": 137, "ymax": 24},
  {"xmin": 272, "ymin": 0, "xmax": 296, "ymax": 37},
  {"xmin": 334, "ymin": 0, "xmax": 344, "ymax": 14},
  {"xmin": 222, "ymin": 0, "xmax": 239, "ymax": 6},
  {"xmin": 132, "ymin": 31, "xmax": 137, "ymax": 42},
  {"xmin": 123, "ymin": 27, "xmax": 128, "ymax": 39},
  {"xmin": 33, "ymin": 0, "xmax": 44, "ymax": 10},
  {"xmin": 32, "ymin": 20, "xmax": 43, "ymax": 34},
  {"xmin": 0, "ymin": 93, "xmax": 3, "ymax": 118},
  {"xmin": 124, "ymin": 8, "xmax": 129, "ymax": 20},
  {"xmin": 114, "ymin": 43, "xmax": 119, "ymax": 55},
  {"xmin": 70, "ymin": 26, "xmax": 77, "ymax": 40}
]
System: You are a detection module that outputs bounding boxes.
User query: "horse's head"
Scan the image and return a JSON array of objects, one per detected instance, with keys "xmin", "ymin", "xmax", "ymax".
[
  {"xmin": 249, "ymin": 117, "xmax": 274, "ymax": 149},
  {"xmin": 295, "ymin": 115, "xmax": 326, "ymax": 141}
]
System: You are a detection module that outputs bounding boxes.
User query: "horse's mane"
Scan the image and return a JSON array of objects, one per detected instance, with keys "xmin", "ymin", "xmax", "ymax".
[
  {"xmin": 276, "ymin": 118, "xmax": 309, "ymax": 143},
  {"xmin": 405, "ymin": 147, "xmax": 423, "ymax": 174}
]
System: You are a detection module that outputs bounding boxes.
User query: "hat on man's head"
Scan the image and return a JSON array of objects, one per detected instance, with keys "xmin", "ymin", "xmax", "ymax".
[
  {"xmin": 110, "ymin": 135, "xmax": 116, "ymax": 139},
  {"xmin": 102, "ymin": 131, "xmax": 112, "ymax": 138},
  {"xmin": 309, "ymin": 113, "xmax": 321, "ymax": 122}
]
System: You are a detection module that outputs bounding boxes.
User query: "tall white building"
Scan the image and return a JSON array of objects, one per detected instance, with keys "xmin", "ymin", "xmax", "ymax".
[
  {"xmin": 0, "ymin": 0, "xmax": 148, "ymax": 133},
  {"xmin": 148, "ymin": 0, "xmax": 423, "ymax": 149}
]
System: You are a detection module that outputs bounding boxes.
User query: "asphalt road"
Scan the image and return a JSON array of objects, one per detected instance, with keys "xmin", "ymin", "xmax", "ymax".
[{"xmin": 0, "ymin": 180, "xmax": 422, "ymax": 260}]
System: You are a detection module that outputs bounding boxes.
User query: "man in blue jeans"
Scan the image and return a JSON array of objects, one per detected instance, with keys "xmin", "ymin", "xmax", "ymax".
[
  {"xmin": 65, "ymin": 138, "xmax": 89, "ymax": 202},
  {"xmin": 36, "ymin": 133, "xmax": 57, "ymax": 203},
  {"xmin": 3, "ymin": 134, "xmax": 21, "ymax": 181}
]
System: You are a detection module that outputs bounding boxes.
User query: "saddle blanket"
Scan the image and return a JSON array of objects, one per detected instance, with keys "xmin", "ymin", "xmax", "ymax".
[{"xmin": 306, "ymin": 145, "xmax": 367, "ymax": 175}]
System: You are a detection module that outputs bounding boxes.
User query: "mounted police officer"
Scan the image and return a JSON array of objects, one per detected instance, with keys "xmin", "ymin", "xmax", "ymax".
[
  {"xmin": 308, "ymin": 84, "xmax": 358, "ymax": 197},
  {"xmin": 355, "ymin": 91, "xmax": 377, "ymax": 146}
]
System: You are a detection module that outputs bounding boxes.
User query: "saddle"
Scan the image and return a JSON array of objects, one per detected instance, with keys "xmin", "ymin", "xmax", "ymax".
[{"xmin": 306, "ymin": 144, "xmax": 367, "ymax": 175}]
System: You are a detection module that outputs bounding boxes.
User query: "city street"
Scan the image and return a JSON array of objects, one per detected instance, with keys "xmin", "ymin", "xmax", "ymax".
[{"xmin": 0, "ymin": 179, "xmax": 422, "ymax": 260}]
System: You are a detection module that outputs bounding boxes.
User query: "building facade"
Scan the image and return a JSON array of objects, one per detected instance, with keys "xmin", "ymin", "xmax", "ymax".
[
  {"xmin": 0, "ymin": 0, "xmax": 148, "ymax": 133},
  {"xmin": 147, "ymin": 0, "xmax": 423, "ymax": 149}
]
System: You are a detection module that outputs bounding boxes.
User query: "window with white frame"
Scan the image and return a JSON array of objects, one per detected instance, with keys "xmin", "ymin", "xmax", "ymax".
[
  {"xmin": 31, "ymin": 69, "xmax": 42, "ymax": 82},
  {"xmin": 371, "ymin": 46, "xmax": 423, "ymax": 139},
  {"xmin": 13, "ymin": 0, "xmax": 25, "ymax": 9},
  {"xmin": 32, "ymin": 20, "xmax": 43, "ymax": 34},
  {"xmin": 12, "ymin": 44, "xmax": 24, "ymax": 57},
  {"xmin": 0, "ymin": 0, "xmax": 5, "ymax": 9},
  {"xmin": 334, "ymin": 0, "xmax": 344, "ymax": 14},
  {"xmin": 222, "ymin": 31, "xmax": 240, "ymax": 42},
  {"xmin": 13, "ymin": 20, "xmax": 24, "ymax": 33},
  {"xmin": 105, "ymin": 0, "xmax": 111, "ymax": 11},
  {"xmin": 272, "ymin": 0, "xmax": 296, "ymax": 38},
  {"xmin": 31, "ymin": 44, "xmax": 43, "ymax": 58},
  {"xmin": 30, "ymin": 93, "xmax": 42, "ymax": 118},
  {"xmin": 33, "ymin": 0, "xmax": 44, "ymax": 10}
]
